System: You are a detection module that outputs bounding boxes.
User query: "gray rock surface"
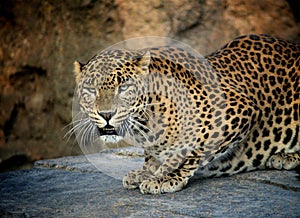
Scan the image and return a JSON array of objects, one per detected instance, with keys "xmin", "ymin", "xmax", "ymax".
[{"xmin": 1, "ymin": 147, "xmax": 300, "ymax": 217}]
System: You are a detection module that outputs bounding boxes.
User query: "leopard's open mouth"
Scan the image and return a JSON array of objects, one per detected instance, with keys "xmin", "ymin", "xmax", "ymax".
[{"xmin": 98, "ymin": 125, "xmax": 118, "ymax": 136}]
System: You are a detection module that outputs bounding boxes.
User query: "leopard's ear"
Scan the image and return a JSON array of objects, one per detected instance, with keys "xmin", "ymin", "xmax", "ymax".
[
  {"xmin": 73, "ymin": 61, "xmax": 84, "ymax": 84},
  {"xmin": 136, "ymin": 51, "xmax": 151, "ymax": 74}
]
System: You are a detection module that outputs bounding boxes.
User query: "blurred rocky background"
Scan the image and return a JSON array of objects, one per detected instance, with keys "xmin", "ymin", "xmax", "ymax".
[{"xmin": 0, "ymin": 0, "xmax": 299, "ymax": 171}]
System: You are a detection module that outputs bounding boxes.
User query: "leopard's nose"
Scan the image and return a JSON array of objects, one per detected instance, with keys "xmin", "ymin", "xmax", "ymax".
[
  {"xmin": 98, "ymin": 110, "xmax": 116, "ymax": 122},
  {"xmin": 98, "ymin": 112, "xmax": 111, "ymax": 121}
]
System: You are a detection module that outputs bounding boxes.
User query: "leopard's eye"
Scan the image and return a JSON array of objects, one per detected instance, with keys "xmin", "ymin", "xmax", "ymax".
[
  {"xmin": 118, "ymin": 84, "xmax": 130, "ymax": 93},
  {"xmin": 81, "ymin": 87, "xmax": 96, "ymax": 104},
  {"xmin": 86, "ymin": 88, "xmax": 96, "ymax": 94}
]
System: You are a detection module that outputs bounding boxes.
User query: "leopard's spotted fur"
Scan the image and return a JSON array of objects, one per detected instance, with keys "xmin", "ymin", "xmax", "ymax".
[{"xmin": 73, "ymin": 34, "xmax": 300, "ymax": 194}]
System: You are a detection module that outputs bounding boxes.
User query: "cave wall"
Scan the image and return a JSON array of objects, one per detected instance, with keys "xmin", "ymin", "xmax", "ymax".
[{"xmin": 0, "ymin": 0, "xmax": 299, "ymax": 169}]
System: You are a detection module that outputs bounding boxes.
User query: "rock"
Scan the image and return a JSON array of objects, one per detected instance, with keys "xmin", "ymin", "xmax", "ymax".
[{"xmin": 0, "ymin": 147, "xmax": 299, "ymax": 217}]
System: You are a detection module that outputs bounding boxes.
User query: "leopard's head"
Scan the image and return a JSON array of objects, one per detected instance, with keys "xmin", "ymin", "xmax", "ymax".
[{"xmin": 73, "ymin": 49, "xmax": 151, "ymax": 146}]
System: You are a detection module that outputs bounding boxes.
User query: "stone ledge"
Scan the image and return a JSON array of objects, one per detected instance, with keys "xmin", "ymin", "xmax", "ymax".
[{"xmin": 1, "ymin": 147, "xmax": 299, "ymax": 217}]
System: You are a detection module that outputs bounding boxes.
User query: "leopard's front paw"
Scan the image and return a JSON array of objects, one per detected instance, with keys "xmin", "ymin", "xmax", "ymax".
[
  {"xmin": 267, "ymin": 154, "xmax": 285, "ymax": 169},
  {"xmin": 267, "ymin": 153, "xmax": 300, "ymax": 170},
  {"xmin": 139, "ymin": 177, "xmax": 188, "ymax": 194},
  {"xmin": 123, "ymin": 170, "xmax": 152, "ymax": 190}
]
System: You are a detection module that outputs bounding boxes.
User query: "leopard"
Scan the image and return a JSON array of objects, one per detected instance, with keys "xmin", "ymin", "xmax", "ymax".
[{"xmin": 73, "ymin": 34, "xmax": 300, "ymax": 194}]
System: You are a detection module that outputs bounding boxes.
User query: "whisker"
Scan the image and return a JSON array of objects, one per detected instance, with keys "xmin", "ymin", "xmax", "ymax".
[
  {"xmin": 129, "ymin": 117, "xmax": 152, "ymax": 133},
  {"xmin": 62, "ymin": 113, "xmax": 87, "ymax": 132},
  {"xmin": 81, "ymin": 121, "xmax": 95, "ymax": 151},
  {"xmin": 64, "ymin": 118, "xmax": 90, "ymax": 139},
  {"xmin": 140, "ymin": 109, "xmax": 157, "ymax": 123},
  {"xmin": 126, "ymin": 121, "xmax": 138, "ymax": 144},
  {"xmin": 64, "ymin": 122, "xmax": 91, "ymax": 146},
  {"xmin": 128, "ymin": 120, "xmax": 149, "ymax": 142}
]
